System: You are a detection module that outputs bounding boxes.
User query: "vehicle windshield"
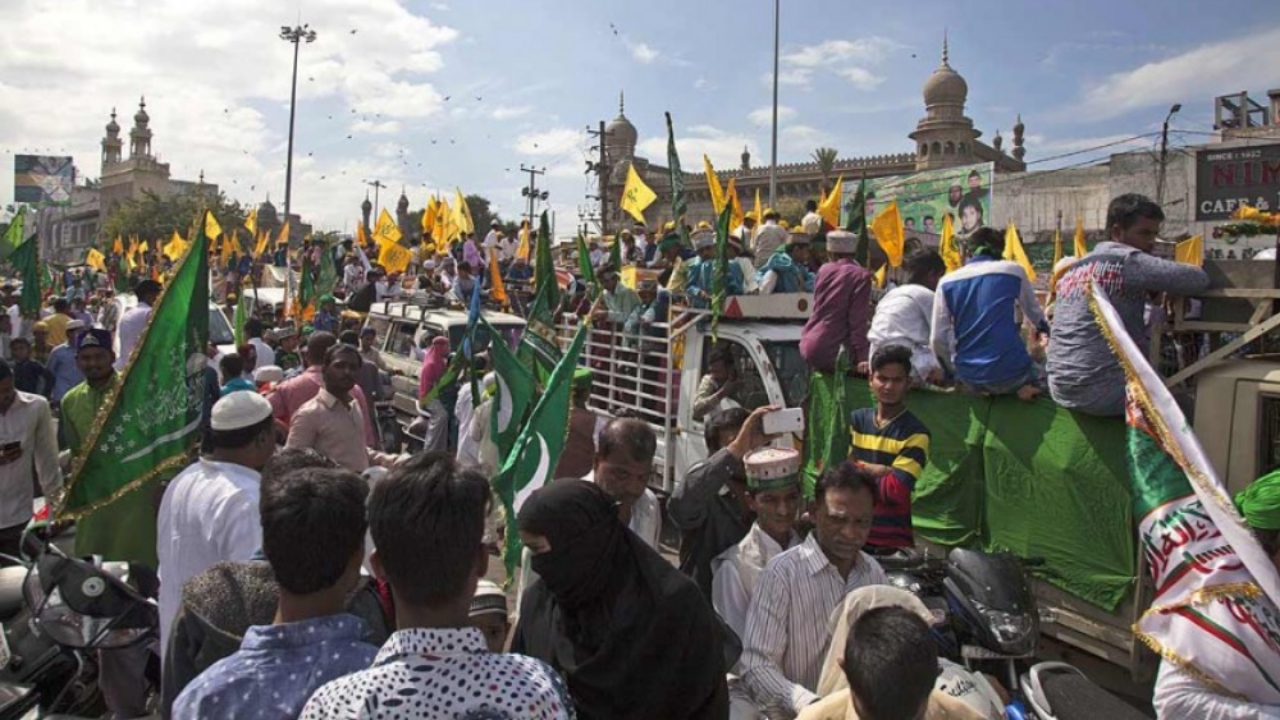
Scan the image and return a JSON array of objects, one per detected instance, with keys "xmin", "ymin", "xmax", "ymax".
[
  {"xmin": 761, "ymin": 341, "xmax": 807, "ymax": 408},
  {"xmin": 209, "ymin": 307, "xmax": 234, "ymax": 345}
]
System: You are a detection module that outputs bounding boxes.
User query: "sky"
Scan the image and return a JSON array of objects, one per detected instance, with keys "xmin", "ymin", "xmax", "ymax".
[{"xmin": 2, "ymin": 0, "xmax": 1278, "ymax": 236}]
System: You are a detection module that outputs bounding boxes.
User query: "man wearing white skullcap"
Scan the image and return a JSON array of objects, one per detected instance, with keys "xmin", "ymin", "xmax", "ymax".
[{"xmin": 157, "ymin": 391, "xmax": 278, "ymax": 652}]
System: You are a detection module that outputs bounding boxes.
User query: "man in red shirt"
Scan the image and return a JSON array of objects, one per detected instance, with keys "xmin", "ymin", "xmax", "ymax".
[{"xmin": 268, "ymin": 331, "xmax": 376, "ymax": 447}]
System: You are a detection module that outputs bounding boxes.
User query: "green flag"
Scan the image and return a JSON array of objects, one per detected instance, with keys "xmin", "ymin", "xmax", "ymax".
[
  {"xmin": 575, "ymin": 233, "xmax": 598, "ymax": 299},
  {"xmin": 56, "ymin": 213, "xmax": 210, "ymax": 519},
  {"xmin": 317, "ymin": 240, "xmax": 337, "ymax": 293},
  {"xmin": 0, "ymin": 207, "xmax": 27, "ymax": 261},
  {"xmin": 485, "ymin": 316, "xmax": 536, "ymax": 459},
  {"xmin": 492, "ymin": 322, "xmax": 589, "ymax": 577},
  {"xmin": 519, "ymin": 211, "xmax": 563, "ymax": 380},
  {"xmin": 114, "ymin": 255, "xmax": 130, "ymax": 293},
  {"xmin": 844, "ymin": 177, "xmax": 870, "ymax": 267},
  {"xmin": 609, "ymin": 233, "xmax": 623, "ymax": 270},
  {"xmin": 11, "ymin": 237, "xmax": 40, "ymax": 317},
  {"xmin": 233, "ymin": 290, "xmax": 252, "ymax": 347},
  {"xmin": 664, "ymin": 112, "xmax": 690, "ymax": 248},
  {"xmin": 299, "ymin": 252, "xmax": 315, "ymax": 312},
  {"xmin": 710, "ymin": 201, "xmax": 733, "ymax": 339}
]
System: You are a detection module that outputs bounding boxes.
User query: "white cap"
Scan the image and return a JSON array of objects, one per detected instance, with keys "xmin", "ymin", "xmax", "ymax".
[
  {"xmin": 744, "ymin": 447, "xmax": 802, "ymax": 490},
  {"xmin": 827, "ymin": 230, "xmax": 857, "ymax": 255},
  {"xmin": 210, "ymin": 391, "xmax": 273, "ymax": 431},
  {"xmin": 691, "ymin": 229, "xmax": 715, "ymax": 250},
  {"xmin": 66, "ymin": 319, "xmax": 87, "ymax": 331},
  {"xmin": 253, "ymin": 365, "xmax": 285, "ymax": 384}
]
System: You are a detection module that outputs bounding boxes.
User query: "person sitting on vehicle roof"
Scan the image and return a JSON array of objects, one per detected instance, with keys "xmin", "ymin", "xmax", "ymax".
[
  {"xmin": 451, "ymin": 261, "xmax": 480, "ymax": 305},
  {"xmin": 757, "ymin": 231, "xmax": 816, "ymax": 295},
  {"xmin": 685, "ymin": 229, "xmax": 745, "ymax": 307},
  {"xmin": 800, "ymin": 230, "xmax": 872, "ymax": 374},
  {"xmin": 656, "ymin": 229, "xmax": 690, "ymax": 293},
  {"xmin": 592, "ymin": 267, "xmax": 642, "ymax": 328},
  {"xmin": 727, "ymin": 235, "xmax": 759, "ymax": 295},
  {"xmin": 1151, "ymin": 469, "xmax": 1280, "ymax": 720},
  {"xmin": 930, "ymin": 226, "xmax": 1048, "ymax": 402}
]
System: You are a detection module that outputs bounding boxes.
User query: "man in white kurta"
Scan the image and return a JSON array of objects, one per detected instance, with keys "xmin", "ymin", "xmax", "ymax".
[
  {"xmin": 156, "ymin": 392, "xmax": 277, "ymax": 652},
  {"xmin": 712, "ymin": 447, "xmax": 804, "ymax": 720}
]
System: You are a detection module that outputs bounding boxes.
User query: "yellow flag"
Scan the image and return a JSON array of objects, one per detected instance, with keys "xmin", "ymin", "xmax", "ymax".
[
  {"xmin": 245, "ymin": 207, "xmax": 258, "ymax": 237},
  {"xmin": 423, "ymin": 196, "xmax": 438, "ymax": 236},
  {"xmin": 818, "ymin": 175, "xmax": 844, "ymax": 230},
  {"xmin": 516, "ymin": 223, "xmax": 531, "ymax": 261},
  {"xmin": 725, "ymin": 178, "xmax": 744, "ymax": 232},
  {"xmin": 254, "ymin": 230, "xmax": 269, "ymax": 257},
  {"xmin": 1052, "ymin": 229, "xmax": 1063, "ymax": 269},
  {"xmin": 870, "ymin": 201, "xmax": 905, "ymax": 268},
  {"xmin": 620, "ymin": 162, "xmax": 658, "ymax": 223},
  {"xmin": 377, "ymin": 238, "xmax": 413, "ymax": 274},
  {"xmin": 488, "ymin": 248, "xmax": 508, "ymax": 307},
  {"xmin": 139, "ymin": 240, "xmax": 150, "ymax": 254},
  {"xmin": 939, "ymin": 213, "xmax": 961, "ymax": 273},
  {"xmin": 85, "ymin": 247, "xmax": 106, "ymax": 272},
  {"xmin": 219, "ymin": 234, "xmax": 233, "ymax": 267},
  {"xmin": 374, "ymin": 208, "xmax": 402, "ymax": 245},
  {"xmin": 1003, "ymin": 221, "xmax": 1037, "ymax": 282},
  {"xmin": 276, "ymin": 221, "xmax": 291, "ymax": 248},
  {"xmin": 703, "ymin": 155, "xmax": 726, "ymax": 215},
  {"xmin": 112, "ymin": 236, "xmax": 123, "ymax": 255},
  {"xmin": 752, "ymin": 188, "xmax": 762, "ymax": 241},
  {"xmin": 452, "ymin": 189, "xmax": 474, "ymax": 237},
  {"xmin": 874, "ymin": 263, "xmax": 887, "ymax": 289},
  {"xmin": 164, "ymin": 231, "xmax": 189, "ymax": 261},
  {"xmin": 127, "ymin": 236, "xmax": 138, "ymax": 257},
  {"xmin": 205, "ymin": 213, "xmax": 223, "ymax": 240},
  {"xmin": 1175, "ymin": 235, "xmax": 1204, "ymax": 267},
  {"xmin": 1073, "ymin": 215, "xmax": 1087, "ymax": 257},
  {"xmin": 435, "ymin": 197, "xmax": 452, "ymax": 242}
]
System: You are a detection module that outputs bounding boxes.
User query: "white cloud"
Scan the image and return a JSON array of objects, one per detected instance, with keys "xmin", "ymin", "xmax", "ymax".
[
  {"xmin": 490, "ymin": 105, "xmax": 532, "ymax": 120},
  {"xmin": 430, "ymin": 2, "xmax": 450, "ymax": 9},
  {"xmin": 514, "ymin": 128, "xmax": 582, "ymax": 157},
  {"xmin": 781, "ymin": 37, "xmax": 903, "ymax": 68},
  {"xmin": 748, "ymin": 105, "xmax": 797, "ymax": 127},
  {"xmin": 0, "ymin": 0, "xmax": 458, "ymax": 230},
  {"xmin": 1079, "ymin": 26, "xmax": 1280, "ymax": 120},
  {"xmin": 693, "ymin": 77, "xmax": 709, "ymax": 90},
  {"xmin": 637, "ymin": 125, "xmax": 756, "ymax": 170},
  {"xmin": 773, "ymin": 68, "xmax": 814, "ymax": 87},
  {"xmin": 836, "ymin": 67, "xmax": 885, "ymax": 91},
  {"xmin": 631, "ymin": 42, "xmax": 660, "ymax": 64},
  {"xmin": 780, "ymin": 124, "xmax": 832, "ymax": 150}
]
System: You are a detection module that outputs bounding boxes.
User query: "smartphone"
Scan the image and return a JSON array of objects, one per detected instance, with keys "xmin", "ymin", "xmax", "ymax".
[{"xmin": 762, "ymin": 407, "xmax": 805, "ymax": 437}]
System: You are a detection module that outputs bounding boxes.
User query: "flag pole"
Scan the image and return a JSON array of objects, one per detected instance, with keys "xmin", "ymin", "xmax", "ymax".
[{"xmin": 769, "ymin": 0, "xmax": 780, "ymax": 207}]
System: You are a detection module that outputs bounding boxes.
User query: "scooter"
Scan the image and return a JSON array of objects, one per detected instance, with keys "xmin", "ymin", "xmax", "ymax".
[
  {"xmin": 1020, "ymin": 662, "xmax": 1148, "ymax": 720},
  {"xmin": 0, "ymin": 526, "xmax": 159, "ymax": 719}
]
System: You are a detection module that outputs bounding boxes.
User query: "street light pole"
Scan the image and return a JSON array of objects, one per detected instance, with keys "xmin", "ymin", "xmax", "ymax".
[
  {"xmin": 366, "ymin": 180, "xmax": 387, "ymax": 219},
  {"xmin": 768, "ymin": 0, "xmax": 780, "ymax": 207},
  {"xmin": 1157, "ymin": 102, "xmax": 1182, "ymax": 207},
  {"xmin": 279, "ymin": 23, "xmax": 317, "ymax": 226}
]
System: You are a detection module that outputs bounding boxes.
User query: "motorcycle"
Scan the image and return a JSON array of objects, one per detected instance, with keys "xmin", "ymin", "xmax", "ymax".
[
  {"xmin": 0, "ymin": 526, "xmax": 158, "ymax": 719},
  {"xmin": 1020, "ymin": 662, "xmax": 1149, "ymax": 720}
]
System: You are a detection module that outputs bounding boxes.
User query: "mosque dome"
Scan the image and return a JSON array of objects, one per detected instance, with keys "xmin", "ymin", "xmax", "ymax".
[
  {"xmin": 605, "ymin": 91, "xmax": 637, "ymax": 149},
  {"xmin": 922, "ymin": 40, "xmax": 967, "ymax": 107},
  {"xmin": 106, "ymin": 109, "xmax": 120, "ymax": 135},
  {"xmin": 133, "ymin": 97, "xmax": 150, "ymax": 126}
]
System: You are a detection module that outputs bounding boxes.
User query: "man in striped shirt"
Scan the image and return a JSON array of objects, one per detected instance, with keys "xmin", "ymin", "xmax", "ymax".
[
  {"xmin": 849, "ymin": 345, "xmax": 931, "ymax": 550},
  {"xmin": 740, "ymin": 462, "xmax": 887, "ymax": 718}
]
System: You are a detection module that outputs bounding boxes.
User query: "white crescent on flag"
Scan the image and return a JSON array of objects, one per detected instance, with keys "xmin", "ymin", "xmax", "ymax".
[
  {"xmin": 513, "ymin": 432, "xmax": 550, "ymax": 511},
  {"xmin": 495, "ymin": 374, "xmax": 514, "ymax": 435}
]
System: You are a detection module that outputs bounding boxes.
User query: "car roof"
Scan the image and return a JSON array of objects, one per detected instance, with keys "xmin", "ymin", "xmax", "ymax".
[{"xmin": 370, "ymin": 301, "xmax": 525, "ymax": 328}]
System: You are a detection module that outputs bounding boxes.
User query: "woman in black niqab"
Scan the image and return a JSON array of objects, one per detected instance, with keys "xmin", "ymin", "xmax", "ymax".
[{"xmin": 511, "ymin": 480, "xmax": 729, "ymax": 720}]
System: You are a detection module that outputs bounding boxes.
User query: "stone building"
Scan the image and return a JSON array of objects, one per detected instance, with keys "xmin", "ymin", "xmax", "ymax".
[
  {"xmin": 598, "ymin": 39, "xmax": 1028, "ymax": 232},
  {"xmin": 40, "ymin": 98, "xmax": 219, "ymax": 263}
]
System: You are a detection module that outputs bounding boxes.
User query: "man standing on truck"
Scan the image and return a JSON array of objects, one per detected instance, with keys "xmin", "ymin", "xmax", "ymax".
[
  {"xmin": 848, "ymin": 345, "xmax": 931, "ymax": 550},
  {"xmin": 800, "ymin": 230, "xmax": 872, "ymax": 374},
  {"xmin": 1048, "ymin": 193, "xmax": 1211, "ymax": 417},
  {"xmin": 670, "ymin": 406, "xmax": 774, "ymax": 598}
]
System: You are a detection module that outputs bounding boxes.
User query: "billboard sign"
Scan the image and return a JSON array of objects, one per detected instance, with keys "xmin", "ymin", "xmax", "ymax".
[
  {"xmin": 1195, "ymin": 143, "xmax": 1280, "ymax": 221},
  {"xmin": 14, "ymin": 155, "xmax": 75, "ymax": 205},
  {"xmin": 841, "ymin": 161, "xmax": 994, "ymax": 241}
]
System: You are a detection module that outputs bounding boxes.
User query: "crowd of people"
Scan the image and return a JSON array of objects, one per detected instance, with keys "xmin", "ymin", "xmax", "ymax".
[{"xmin": 0, "ymin": 187, "xmax": 1260, "ymax": 720}]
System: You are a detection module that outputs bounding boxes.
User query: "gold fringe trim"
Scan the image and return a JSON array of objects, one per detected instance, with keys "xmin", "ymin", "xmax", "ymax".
[
  {"xmin": 54, "ymin": 451, "xmax": 190, "ymax": 521},
  {"xmin": 1141, "ymin": 582, "xmax": 1264, "ymax": 617},
  {"xmin": 1132, "ymin": 629, "xmax": 1247, "ymax": 701},
  {"xmin": 54, "ymin": 227, "xmax": 207, "ymax": 519}
]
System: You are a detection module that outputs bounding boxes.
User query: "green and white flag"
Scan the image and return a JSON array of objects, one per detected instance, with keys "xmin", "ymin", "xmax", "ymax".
[
  {"xmin": 493, "ymin": 322, "xmax": 589, "ymax": 576},
  {"xmin": 710, "ymin": 201, "xmax": 733, "ymax": 339},
  {"xmin": 1092, "ymin": 283, "xmax": 1280, "ymax": 703},
  {"xmin": 518, "ymin": 211, "xmax": 562, "ymax": 381},
  {"xmin": 10, "ymin": 234, "xmax": 41, "ymax": 317},
  {"xmin": 56, "ymin": 213, "xmax": 210, "ymax": 519},
  {"xmin": 485, "ymin": 316, "xmax": 535, "ymax": 459},
  {"xmin": 0, "ymin": 207, "xmax": 27, "ymax": 261},
  {"xmin": 665, "ymin": 112, "xmax": 690, "ymax": 248}
]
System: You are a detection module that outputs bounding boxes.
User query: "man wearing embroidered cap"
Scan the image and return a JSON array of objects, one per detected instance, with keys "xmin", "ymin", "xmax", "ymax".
[
  {"xmin": 757, "ymin": 230, "xmax": 815, "ymax": 295},
  {"xmin": 800, "ymin": 229, "xmax": 873, "ymax": 373},
  {"xmin": 158, "ymin": 390, "xmax": 278, "ymax": 651},
  {"xmin": 469, "ymin": 579, "xmax": 511, "ymax": 653}
]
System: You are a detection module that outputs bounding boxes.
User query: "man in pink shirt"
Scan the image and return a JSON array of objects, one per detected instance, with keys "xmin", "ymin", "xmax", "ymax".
[
  {"xmin": 268, "ymin": 331, "xmax": 377, "ymax": 448},
  {"xmin": 799, "ymin": 230, "xmax": 873, "ymax": 373}
]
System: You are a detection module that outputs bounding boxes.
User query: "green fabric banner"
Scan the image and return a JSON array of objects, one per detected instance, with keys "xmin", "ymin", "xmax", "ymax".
[
  {"xmin": 805, "ymin": 375, "xmax": 1135, "ymax": 610},
  {"xmin": 57, "ymin": 215, "xmax": 210, "ymax": 518}
]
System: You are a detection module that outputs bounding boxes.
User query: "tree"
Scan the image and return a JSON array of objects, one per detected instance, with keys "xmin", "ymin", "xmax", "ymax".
[
  {"xmin": 465, "ymin": 194, "xmax": 497, "ymax": 235},
  {"xmin": 812, "ymin": 147, "xmax": 839, "ymax": 193},
  {"xmin": 102, "ymin": 188, "xmax": 248, "ymax": 246}
]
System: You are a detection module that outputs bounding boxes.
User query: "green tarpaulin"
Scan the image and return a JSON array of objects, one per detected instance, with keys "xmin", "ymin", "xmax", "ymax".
[{"xmin": 805, "ymin": 374, "xmax": 1135, "ymax": 611}]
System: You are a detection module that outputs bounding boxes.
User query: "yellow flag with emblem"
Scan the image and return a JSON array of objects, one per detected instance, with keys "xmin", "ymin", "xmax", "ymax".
[
  {"xmin": 378, "ymin": 239, "xmax": 413, "ymax": 274},
  {"xmin": 452, "ymin": 189, "xmax": 474, "ymax": 237},
  {"xmin": 85, "ymin": 248, "xmax": 106, "ymax": 272},
  {"xmin": 818, "ymin": 176, "xmax": 844, "ymax": 230},
  {"xmin": 939, "ymin": 213, "xmax": 962, "ymax": 273},
  {"xmin": 374, "ymin": 208, "xmax": 402, "ymax": 245},
  {"xmin": 703, "ymin": 155, "xmax": 726, "ymax": 214},
  {"xmin": 205, "ymin": 213, "xmax": 223, "ymax": 240},
  {"xmin": 164, "ymin": 231, "xmax": 188, "ymax": 261},
  {"xmin": 1175, "ymin": 235, "xmax": 1204, "ymax": 267},
  {"xmin": 1003, "ymin": 220, "xmax": 1037, "ymax": 282},
  {"xmin": 620, "ymin": 162, "xmax": 657, "ymax": 223},
  {"xmin": 870, "ymin": 201, "xmax": 905, "ymax": 268},
  {"xmin": 245, "ymin": 207, "xmax": 257, "ymax": 237}
]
